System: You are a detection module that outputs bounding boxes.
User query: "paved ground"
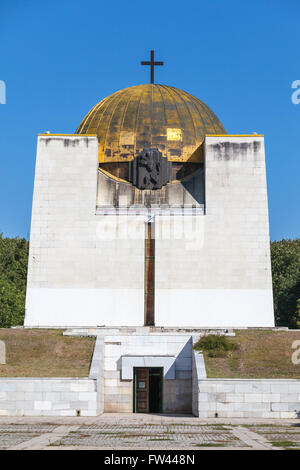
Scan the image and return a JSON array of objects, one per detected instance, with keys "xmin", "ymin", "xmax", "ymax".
[{"xmin": 0, "ymin": 414, "xmax": 300, "ymax": 450}]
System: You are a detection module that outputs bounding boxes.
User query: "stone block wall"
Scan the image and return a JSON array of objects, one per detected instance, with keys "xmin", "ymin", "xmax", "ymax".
[
  {"xmin": 155, "ymin": 135, "xmax": 274, "ymax": 327},
  {"xmin": 195, "ymin": 379, "xmax": 300, "ymax": 418},
  {"xmin": 0, "ymin": 378, "xmax": 98, "ymax": 417},
  {"xmin": 2, "ymin": 342, "xmax": 300, "ymax": 418},
  {"xmin": 103, "ymin": 334, "xmax": 193, "ymax": 413},
  {"xmin": 25, "ymin": 135, "xmax": 145, "ymax": 327},
  {"xmin": 25, "ymin": 134, "xmax": 274, "ymax": 329}
]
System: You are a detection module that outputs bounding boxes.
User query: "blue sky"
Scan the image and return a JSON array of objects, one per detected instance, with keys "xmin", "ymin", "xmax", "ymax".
[{"xmin": 0, "ymin": 0, "xmax": 299, "ymax": 240}]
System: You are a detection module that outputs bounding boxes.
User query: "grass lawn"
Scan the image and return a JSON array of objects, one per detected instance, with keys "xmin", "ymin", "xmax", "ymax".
[
  {"xmin": 2, "ymin": 328, "xmax": 300, "ymax": 379},
  {"xmin": 203, "ymin": 329, "xmax": 300, "ymax": 379},
  {"xmin": 0, "ymin": 329, "xmax": 95, "ymax": 377}
]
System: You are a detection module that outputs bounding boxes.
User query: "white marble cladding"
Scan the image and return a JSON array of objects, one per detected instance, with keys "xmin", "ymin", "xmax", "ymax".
[
  {"xmin": 0, "ymin": 378, "xmax": 98, "ymax": 417},
  {"xmin": 103, "ymin": 334, "xmax": 193, "ymax": 413},
  {"xmin": 155, "ymin": 136, "xmax": 274, "ymax": 327},
  {"xmin": 121, "ymin": 356, "xmax": 175, "ymax": 380},
  {"xmin": 195, "ymin": 379, "xmax": 300, "ymax": 418},
  {"xmin": 24, "ymin": 136, "xmax": 145, "ymax": 327},
  {"xmin": 192, "ymin": 351, "xmax": 207, "ymax": 416},
  {"xmin": 89, "ymin": 337, "xmax": 105, "ymax": 414},
  {"xmin": 2, "ymin": 337, "xmax": 300, "ymax": 417},
  {"xmin": 96, "ymin": 167, "xmax": 205, "ymax": 210},
  {"xmin": 25, "ymin": 134, "xmax": 274, "ymax": 328}
]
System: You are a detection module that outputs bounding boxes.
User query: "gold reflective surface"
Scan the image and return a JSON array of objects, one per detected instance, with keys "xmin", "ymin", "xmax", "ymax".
[{"xmin": 76, "ymin": 84, "xmax": 226, "ymax": 163}]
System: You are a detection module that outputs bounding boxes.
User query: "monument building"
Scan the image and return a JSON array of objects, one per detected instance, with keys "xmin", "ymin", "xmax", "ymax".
[
  {"xmin": 25, "ymin": 52, "xmax": 274, "ymax": 329},
  {"xmin": 23, "ymin": 53, "xmax": 275, "ymax": 413}
]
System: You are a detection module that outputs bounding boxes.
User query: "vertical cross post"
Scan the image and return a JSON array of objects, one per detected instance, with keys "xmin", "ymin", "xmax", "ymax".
[{"xmin": 144, "ymin": 217, "xmax": 155, "ymax": 326}]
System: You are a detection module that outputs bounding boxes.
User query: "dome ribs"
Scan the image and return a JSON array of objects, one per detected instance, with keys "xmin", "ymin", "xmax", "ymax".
[
  {"xmin": 76, "ymin": 96, "xmax": 109, "ymax": 134},
  {"xmin": 178, "ymin": 89, "xmax": 210, "ymax": 144},
  {"xmin": 200, "ymin": 100, "xmax": 226, "ymax": 134},
  {"xmin": 132, "ymin": 85, "xmax": 146, "ymax": 161},
  {"xmin": 185, "ymin": 91, "xmax": 225, "ymax": 135},
  {"xmin": 135, "ymin": 85, "xmax": 153, "ymax": 156},
  {"xmin": 118, "ymin": 86, "xmax": 139, "ymax": 159},
  {"xmin": 76, "ymin": 84, "xmax": 226, "ymax": 171},
  {"xmin": 81, "ymin": 95, "xmax": 111, "ymax": 136},
  {"xmin": 158, "ymin": 85, "xmax": 183, "ymax": 161},
  {"xmin": 160, "ymin": 85, "xmax": 185, "ymax": 161},
  {"xmin": 104, "ymin": 88, "xmax": 134, "ymax": 161},
  {"xmin": 151, "ymin": 85, "xmax": 168, "ymax": 157},
  {"xmin": 167, "ymin": 86, "xmax": 198, "ymax": 161},
  {"xmin": 155, "ymin": 85, "xmax": 168, "ymax": 156},
  {"xmin": 98, "ymin": 89, "xmax": 129, "ymax": 160}
]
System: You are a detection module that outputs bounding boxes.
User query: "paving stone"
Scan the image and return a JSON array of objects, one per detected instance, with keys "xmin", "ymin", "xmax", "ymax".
[{"xmin": 1, "ymin": 416, "xmax": 299, "ymax": 450}]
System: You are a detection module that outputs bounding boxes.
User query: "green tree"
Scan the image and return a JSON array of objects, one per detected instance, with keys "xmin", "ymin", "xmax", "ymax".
[
  {"xmin": 271, "ymin": 239, "xmax": 300, "ymax": 328},
  {"xmin": 0, "ymin": 234, "xmax": 29, "ymax": 327}
]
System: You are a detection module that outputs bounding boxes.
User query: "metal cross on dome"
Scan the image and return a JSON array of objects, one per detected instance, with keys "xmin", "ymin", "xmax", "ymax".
[{"xmin": 141, "ymin": 50, "xmax": 164, "ymax": 84}]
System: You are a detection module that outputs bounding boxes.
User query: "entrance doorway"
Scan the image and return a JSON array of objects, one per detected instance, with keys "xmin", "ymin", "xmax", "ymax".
[{"xmin": 133, "ymin": 367, "xmax": 163, "ymax": 413}]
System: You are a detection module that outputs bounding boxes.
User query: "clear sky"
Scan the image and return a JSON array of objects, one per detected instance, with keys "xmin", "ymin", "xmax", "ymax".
[{"xmin": 0, "ymin": 0, "xmax": 299, "ymax": 241}]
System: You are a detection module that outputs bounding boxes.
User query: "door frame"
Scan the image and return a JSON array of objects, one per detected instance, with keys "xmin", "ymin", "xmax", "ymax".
[{"xmin": 133, "ymin": 367, "xmax": 163, "ymax": 413}]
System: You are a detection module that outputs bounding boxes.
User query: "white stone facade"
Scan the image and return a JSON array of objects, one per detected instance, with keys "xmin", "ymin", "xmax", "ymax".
[
  {"xmin": 25, "ymin": 135, "xmax": 144, "ymax": 327},
  {"xmin": 25, "ymin": 134, "xmax": 274, "ymax": 328},
  {"xmin": 194, "ymin": 376, "xmax": 300, "ymax": 419},
  {"xmin": 0, "ymin": 334, "xmax": 193, "ymax": 416},
  {"xmin": 102, "ymin": 334, "xmax": 193, "ymax": 413},
  {"xmin": 1, "ymin": 340, "xmax": 300, "ymax": 418},
  {"xmin": 155, "ymin": 136, "xmax": 274, "ymax": 327},
  {"xmin": 0, "ymin": 378, "xmax": 98, "ymax": 417}
]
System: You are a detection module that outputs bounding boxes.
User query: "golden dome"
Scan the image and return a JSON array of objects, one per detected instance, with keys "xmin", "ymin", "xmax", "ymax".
[{"xmin": 76, "ymin": 84, "xmax": 226, "ymax": 164}]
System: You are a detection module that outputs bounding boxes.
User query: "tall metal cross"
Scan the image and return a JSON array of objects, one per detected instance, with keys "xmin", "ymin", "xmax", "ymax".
[{"xmin": 141, "ymin": 50, "xmax": 164, "ymax": 84}]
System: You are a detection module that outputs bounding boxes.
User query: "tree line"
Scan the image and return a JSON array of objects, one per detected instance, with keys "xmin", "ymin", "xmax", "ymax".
[
  {"xmin": 0, "ymin": 234, "xmax": 299, "ymax": 328},
  {"xmin": 271, "ymin": 238, "xmax": 300, "ymax": 328},
  {"xmin": 0, "ymin": 234, "xmax": 29, "ymax": 327}
]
